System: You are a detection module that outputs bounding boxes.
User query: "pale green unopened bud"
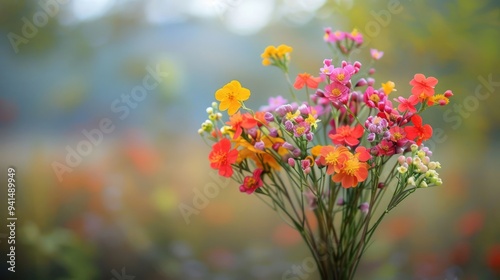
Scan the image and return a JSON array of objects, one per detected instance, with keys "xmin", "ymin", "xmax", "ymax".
[
  {"xmin": 397, "ymin": 166, "xmax": 407, "ymax": 174},
  {"xmin": 428, "ymin": 162, "xmax": 437, "ymax": 170},
  {"xmin": 206, "ymin": 107, "xmax": 214, "ymax": 114},
  {"xmin": 407, "ymin": 177, "xmax": 416, "ymax": 187},
  {"xmin": 198, "ymin": 128, "xmax": 204, "ymax": 135},
  {"xmin": 419, "ymin": 181, "xmax": 428, "ymax": 188},
  {"xmin": 212, "ymin": 102, "xmax": 218, "ymax": 108},
  {"xmin": 417, "ymin": 151, "xmax": 425, "ymax": 159},
  {"xmin": 208, "ymin": 114, "xmax": 217, "ymax": 121},
  {"xmin": 411, "ymin": 144, "xmax": 418, "ymax": 152}
]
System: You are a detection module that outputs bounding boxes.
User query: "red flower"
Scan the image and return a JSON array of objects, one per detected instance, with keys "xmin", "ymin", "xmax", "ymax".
[
  {"xmin": 239, "ymin": 169, "xmax": 264, "ymax": 194},
  {"xmin": 404, "ymin": 115, "xmax": 432, "ymax": 145},
  {"xmin": 209, "ymin": 138, "xmax": 238, "ymax": 177},
  {"xmin": 329, "ymin": 124, "xmax": 364, "ymax": 146},
  {"xmin": 227, "ymin": 112, "xmax": 258, "ymax": 139},
  {"xmin": 409, "ymin": 73, "xmax": 438, "ymax": 98},
  {"xmin": 294, "ymin": 73, "xmax": 322, "ymax": 90}
]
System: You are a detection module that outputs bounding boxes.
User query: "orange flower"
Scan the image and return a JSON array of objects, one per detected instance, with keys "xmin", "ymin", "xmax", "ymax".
[
  {"xmin": 209, "ymin": 138, "xmax": 238, "ymax": 177},
  {"xmin": 215, "ymin": 80, "xmax": 250, "ymax": 115},
  {"xmin": 227, "ymin": 112, "xmax": 258, "ymax": 139},
  {"xmin": 329, "ymin": 124, "xmax": 364, "ymax": 147},
  {"xmin": 293, "ymin": 73, "xmax": 322, "ymax": 90},
  {"xmin": 319, "ymin": 145, "xmax": 350, "ymax": 175},
  {"xmin": 332, "ymin": 153, "xmax": 369, "ymax": 188}
]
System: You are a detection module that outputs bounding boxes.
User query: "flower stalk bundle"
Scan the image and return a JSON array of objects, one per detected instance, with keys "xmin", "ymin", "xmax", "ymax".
[{"xmin": 199, "ymin": 28, "xmax": 453, "ymax": 279}]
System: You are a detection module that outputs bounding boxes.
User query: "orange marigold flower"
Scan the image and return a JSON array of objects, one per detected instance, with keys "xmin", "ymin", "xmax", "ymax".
[
  {"xmin": 404, "ymin": 115, "xmax": 433, "ymax": 146},
  {"xmin": 332, "ymin": 154, "xmax": 369, "ymax": 188},
  {"xmin": 209, "ymin": 138, "xmax": 238, "ymax": 177},
  {"xmin": 215, "ymin": 80, "xmax": 250, "ymax": 115},
  {"xmin": 410, "ymin": 73, "xmax": 438, "ymax": 99},
  {"xmin": 293, "ymin": 73, "xmax": 322, "ymax": 90},
  {"xmin": 329, "ymin": 124, "xmax": 364, "ymax": 147}
]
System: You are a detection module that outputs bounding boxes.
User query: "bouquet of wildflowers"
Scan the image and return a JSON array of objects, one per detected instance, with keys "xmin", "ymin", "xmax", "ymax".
[{"xmin": 198, "ymin": 28, "xmax": 453, "ymax": 279}]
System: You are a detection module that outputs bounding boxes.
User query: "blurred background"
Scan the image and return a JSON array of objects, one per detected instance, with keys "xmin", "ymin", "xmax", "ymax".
[{"xmin": 0, "ymin": 0, "xmax": 499, "ymax": 279}]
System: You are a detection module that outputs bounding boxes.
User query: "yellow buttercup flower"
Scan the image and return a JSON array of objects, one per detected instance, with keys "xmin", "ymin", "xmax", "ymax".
[{"xmin": 215, "ymin": 80, "xmax": 250, "ymax": 115}]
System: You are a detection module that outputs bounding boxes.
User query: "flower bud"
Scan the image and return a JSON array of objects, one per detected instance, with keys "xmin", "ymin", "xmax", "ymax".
[
  {"xmin": 355, "ymin": 78, "xmax": 367, "ymax": 87},
  {"xmin": 264, "ymin": 112, "xmax": 274, "ymax": 122},
  {"xmin": 359, "ymin": 202, "xmax": 370, "ymax": 214},
  {"xmin": 254, "ymin": 141, "xmax": 265, "ymax": 151},
  {"xmin": 206, "ymin": 107, "xmax": 214, "ymax": 114},
  {"xmin": 397, "ymin": 155, "xmax": 406, "ymax": 165},
  {"xmin": 288, "ymin": 157, "xmax": 296, "ymax": 167},
  {"xmin": 283, "ymin": 142, "xmax": 295, "ymax": 150},
  {"xmin": 211, "ymin": 102, "xmax": 218, "ymax": 108},
  {"xmin": 444, "ymin": 90, "xmax": 453, "ymax": 98}
]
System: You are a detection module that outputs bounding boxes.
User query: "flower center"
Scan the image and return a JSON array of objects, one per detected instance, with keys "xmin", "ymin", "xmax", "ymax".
[
  {"xmin": 332, "ymin": 88, "xmax": 341, "ymax": 97},
  {"xmin": 295, "ymin": 126, "xmax": 306, "ymax": 135},
  {"xmin": 336, "ymin": 73, "xmax": 345, "ymax": 82},
  {"xmin": 343, "ymin": 158, "xmax": 360, "ymax": 175},
  {"xmin": 369, "ymin": 94, "xmax": 380, "ymax": 103}
]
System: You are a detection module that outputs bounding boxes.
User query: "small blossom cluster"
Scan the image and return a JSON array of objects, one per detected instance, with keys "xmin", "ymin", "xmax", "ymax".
[
  {"xmin": 397, "ymin": 144, "xmax": 443, "ymax": 188},
  {"xmin": 323, "ymin": 28, "xmax": 363, "ymax": 54}
]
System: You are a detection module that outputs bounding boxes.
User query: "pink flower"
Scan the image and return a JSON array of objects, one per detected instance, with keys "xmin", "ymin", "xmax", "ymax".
[
  {"xmin": 370, "ymin": 49, "xmax": 384, "ymax": 60},
  {"xmin": 363, "ymin": 86, "xmax": 386, "ymax": 108},
  {"xmin": 375, "ymin": 139, "xmax": 395, "ymax": 156},
  {"xmin": 330, "ymin": 67, "xmax": 351, "ymax": 85},
  {"xmin": 394, "ymin": 95, "xmax": 419, "ymax": 113},
  {"xmin": 324, "ymin": 82, "xmax": 350, "ymax": 103},
  {"xmin": 239, "ymin": 169, "xmax": 264, "ymax": 194}
]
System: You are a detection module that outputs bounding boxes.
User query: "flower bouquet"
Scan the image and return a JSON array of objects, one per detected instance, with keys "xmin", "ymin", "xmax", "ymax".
[{"xmin": 198, "ymin": 28, "xmax": 453, "ymax": 279}]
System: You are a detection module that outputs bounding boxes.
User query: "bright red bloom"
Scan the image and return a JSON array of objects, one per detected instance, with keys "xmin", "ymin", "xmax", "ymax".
[
  {"xmin": 239, "ymin": 168, "xmax": 264, "ymax": 194},
  {"xmin": 404, "ymin": 115, "xmax": 433, "ymax": 145},
  {"xmin": 209, "ymin": 138, "xmax": 238, "ymax": 177},
  {"xmin": 227, "ymin": 112, "xmax": 258, "ymax": 139},
  {"xmin": 329, "ymin": 124, "xmax": 364, "ymax": 146},
  {"xmin": 294, "ymin": 73, "xmax": 322, "ymax": 90},
  {"xmin": 410, "ymin": 74, "xmax": 438, "ymax": 98}
]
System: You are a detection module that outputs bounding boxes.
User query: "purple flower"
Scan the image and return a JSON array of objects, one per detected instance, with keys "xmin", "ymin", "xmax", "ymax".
[
  {"xmin": 359, "ymin": 202, "xmax": 370, "ymax": 214},
  {"xmin": 260, "ymin": 96, "xmax": 288, "ymax": 112}
]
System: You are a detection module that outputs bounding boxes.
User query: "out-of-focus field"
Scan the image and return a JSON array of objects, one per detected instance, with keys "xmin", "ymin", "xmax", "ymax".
[{"xmin": 0, "ymin": 1, "xmax": 499, "ymax": 279}]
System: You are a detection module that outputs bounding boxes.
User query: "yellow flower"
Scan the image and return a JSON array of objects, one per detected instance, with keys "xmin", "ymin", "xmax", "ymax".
[
  {"xmin": 381, "ymin": 81, "xmax": 396, "ymax": 95},
  {"xmin": 215, "ymin": 80, "xmax": 250, "ymax": 115},
  {"xmin": 261, "ymin": 44, "xmax": 293, "ymax": 66}
]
